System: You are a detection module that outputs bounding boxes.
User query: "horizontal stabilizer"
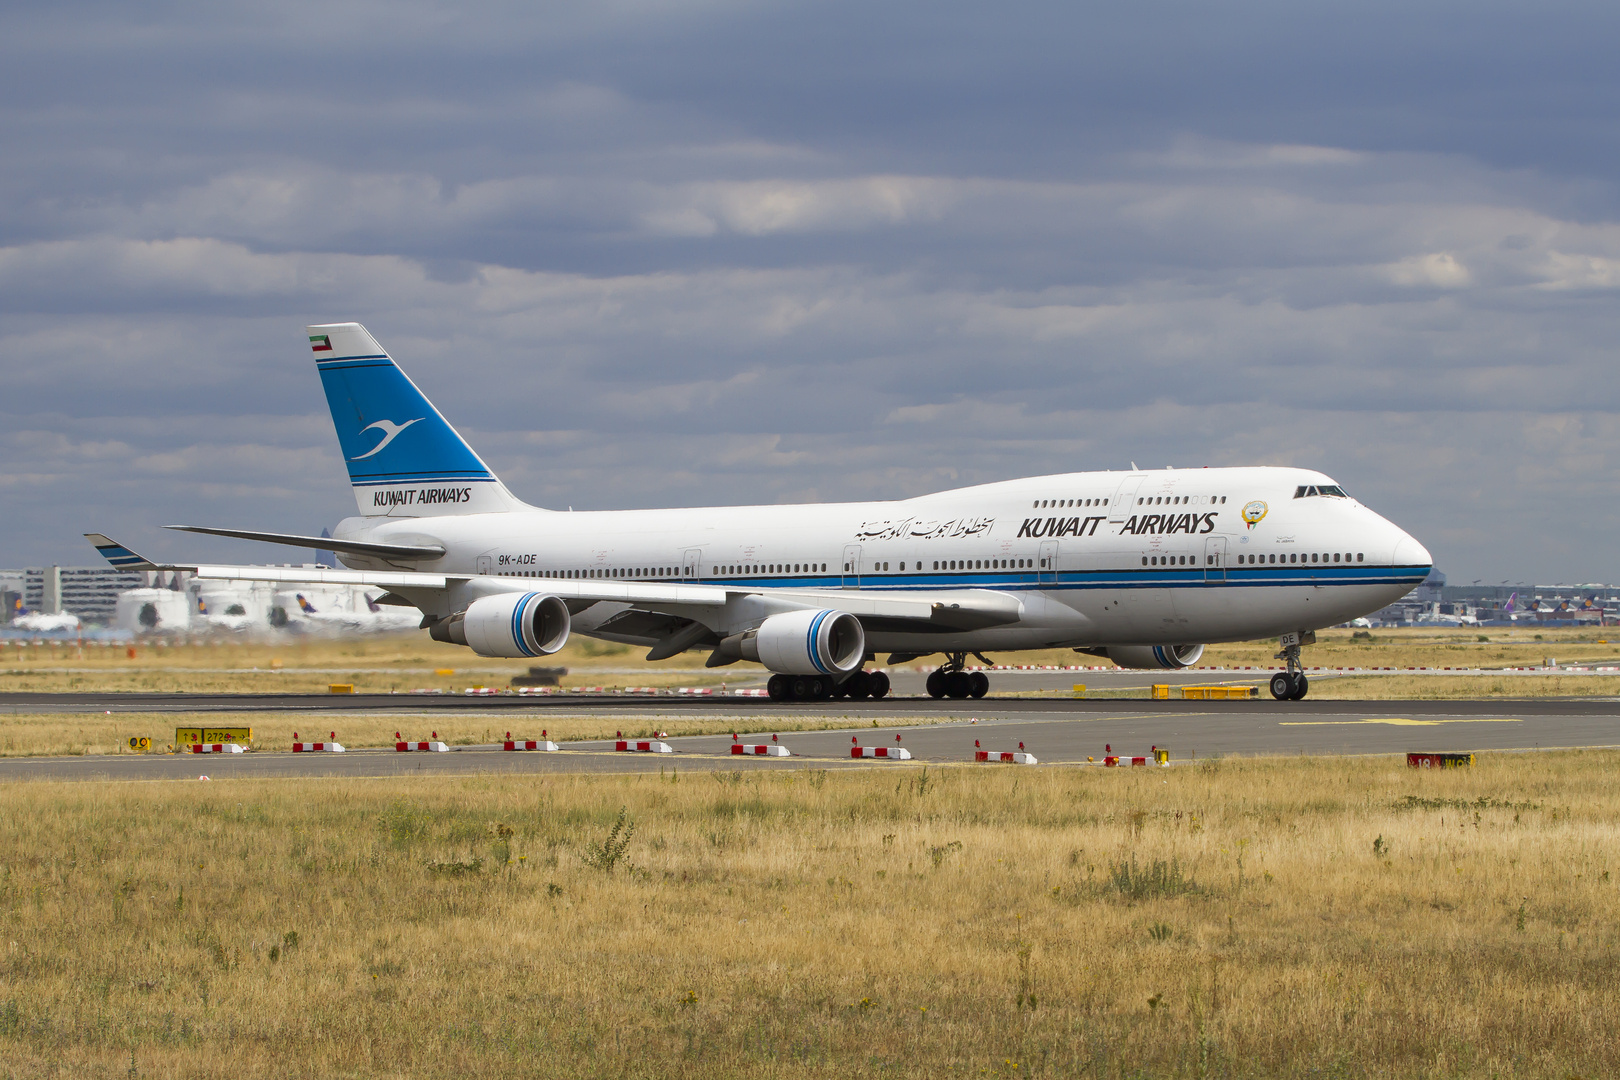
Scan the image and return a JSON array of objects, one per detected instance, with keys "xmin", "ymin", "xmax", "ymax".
[
  {"xmin": 84, "ymin": 533, "xmax": 159, "ymax": 571},
  {"xmin": 164, "ymin": 525, "xmax": 446, "ymax": 561}
]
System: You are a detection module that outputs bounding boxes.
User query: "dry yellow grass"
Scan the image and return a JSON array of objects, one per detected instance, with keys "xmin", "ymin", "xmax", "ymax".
[
  {"xmin": 1, "ymin": 752, "xmax": 1616, "ymax": 1077},
  {"xmin": 0, "ymin": 712, "xmax": 923, "ymax": 758},
  {"xmin": 3, "ymin": 626, "xmax": 1617, "ymax": 698},
  {"xmin": 0, "ymin": 635, "xmax": 758, "ymax": 695},
  {"xmin": 1300, "ymin": 674, "xmax": 1620, "ymax": 700},
  {"xmin": 1200, "ymin": 626, "xmax": 1620, "ymax": 671}
]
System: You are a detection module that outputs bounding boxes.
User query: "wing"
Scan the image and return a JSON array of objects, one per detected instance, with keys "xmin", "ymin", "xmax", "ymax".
[
  {"xmin": 164, "ymin": 525, "xmax": 446, "ymax": 561},
  {"xmin": 86, "ymin": 534, "xmax": 1021, "ymax": 649}
]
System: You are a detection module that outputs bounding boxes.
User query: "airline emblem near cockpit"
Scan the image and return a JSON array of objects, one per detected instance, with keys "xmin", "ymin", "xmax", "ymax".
[{"xmin": 1241, "ymin": 500, "xmax": 1268, "ymax": 529}]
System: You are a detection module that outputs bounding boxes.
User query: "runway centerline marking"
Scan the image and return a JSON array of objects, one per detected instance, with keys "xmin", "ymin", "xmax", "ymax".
[{"xmin": 1278, "ymin": 718, "xmax": 1524, "ymax": 727}]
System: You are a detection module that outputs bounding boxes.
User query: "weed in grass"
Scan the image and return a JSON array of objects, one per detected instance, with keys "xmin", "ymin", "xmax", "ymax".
[
  {"xmin": 580, "ymin": 806, "xmax": 636, "ymax": 872},
  {"xmin": 1107, "ymin": 856, "xmax": 1200, "ymax": 902}
]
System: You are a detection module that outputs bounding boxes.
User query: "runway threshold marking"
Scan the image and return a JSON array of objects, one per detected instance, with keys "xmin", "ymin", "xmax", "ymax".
[{"xmin": 1278, "ymin": 718, "xmax": 1524, "ymax": 727}]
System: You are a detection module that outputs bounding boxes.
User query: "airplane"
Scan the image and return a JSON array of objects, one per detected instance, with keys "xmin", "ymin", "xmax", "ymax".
[{"xmin": 88, "ymin": 322, "xmax": 1433, "ymax": 702}]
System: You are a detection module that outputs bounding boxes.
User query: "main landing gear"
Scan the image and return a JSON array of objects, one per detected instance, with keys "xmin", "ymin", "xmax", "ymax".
[
  {"xmin": 766, "ymin": 670, "xmax": 891, "ymax": 702},
  {"xmin": 1268, "ymin": 630, "xmax": 1315, "ymax": 701},
  {"xmin": 925, "ymin": 653, "xmax": 991, "ymax": 700}
]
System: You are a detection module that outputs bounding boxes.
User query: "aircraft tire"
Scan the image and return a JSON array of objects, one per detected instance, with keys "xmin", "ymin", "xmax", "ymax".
[
  {"xmin": 830, "ymin": 678, "xmax": 849, "ymax": 699},
  {"xmin": 869, "ymin": 671, "xmax": 891, "ymax": 699},
  {"xmin": 969, "ymin": 671, "xmax": 989, "ymax": 698},
  {"xmin": 790, "ymin": 676, "xmax": 829, "ymax": 702},
  {"xmin": 768, "ymin": 674, "xmax": 790, "ymax": 701},
  {"xmin": 1268, "ymin": 672, "xmax": 1293, "ymax": 701},
  {"xmin": 845, "ymin": 671, "xmax": 873, "ymax": 699},
  {"xmin": 925, "ymin": 670, "xmax": 946, "ymax": 699},
  {"xmin": 944, "ymin": 670, "xmax": 973, "ymax": 699},
  {"xmin": 1290, "ymin": 673, "xmax": 1309, "ymax": 700}
]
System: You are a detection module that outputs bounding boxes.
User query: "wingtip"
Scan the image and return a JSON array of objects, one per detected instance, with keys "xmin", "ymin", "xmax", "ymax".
[{"xmin": 84, "ymin": 533, "xmax": 159, "ymax": 571}]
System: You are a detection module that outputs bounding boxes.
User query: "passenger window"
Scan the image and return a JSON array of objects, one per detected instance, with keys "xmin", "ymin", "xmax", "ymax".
[
  {"xmin": 1357, "ymin": 553, "xmax": 1363, "ymax": 562},
  {"xmin": 1142, "ymin": 557, "xmax": 1148, "ymax": 566}
]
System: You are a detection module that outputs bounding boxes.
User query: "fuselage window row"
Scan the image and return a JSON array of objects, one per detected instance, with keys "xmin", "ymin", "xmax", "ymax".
[
  {"xmin": 1145, "ymin": 552, "xmax": 1366, "ymax": 567},
  {"xmin": 495, "ymin": 550, "xmax": 1377, "ymax": 578}
]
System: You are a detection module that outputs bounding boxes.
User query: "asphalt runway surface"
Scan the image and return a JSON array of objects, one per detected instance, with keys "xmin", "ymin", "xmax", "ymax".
[{"xmin": 0, "ymin": 690, "xmax": 1615, "ymax": 783}]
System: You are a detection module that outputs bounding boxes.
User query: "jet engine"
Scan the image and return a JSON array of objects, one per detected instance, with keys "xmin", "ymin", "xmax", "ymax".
[
  {"xmin": 1103, "ymin": 644, "xmax": 1205, "ymax": 670},
  {"xmin": 430, "ymin": 592, "xmax": 571, "ymax": 658},
  {"xmin": 716, "ymin": 609, "xmax": 865, "ymax": 676}
]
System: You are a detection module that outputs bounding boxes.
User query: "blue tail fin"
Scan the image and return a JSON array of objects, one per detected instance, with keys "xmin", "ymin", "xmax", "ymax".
[{"xmin": 308, "ymin": 323, "xmax": 528, "ymax": 517}]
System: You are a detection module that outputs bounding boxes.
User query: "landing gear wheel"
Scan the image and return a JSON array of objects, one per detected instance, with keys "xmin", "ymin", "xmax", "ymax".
[
  {"xmin": 830, "ymin": 678, "xmax": 850, "ymax": 699},
  {"xmin": 845, "ymin": 671, "xmax": 873, "ymax": 700},
  {"xmin": 768, "ymin": 674, "xmax": 790, "ymax": 701},
  {"xmin": 925, "ymin": 670, "xmax": 946, "ymax": 699},
  {"xmin": 969, "ymin": 671, "xmax": 990, "ymax": 698},
  {"xmin": 791, "ymin": 675, "xmax": 830, "ymax": 701},
  {"xmin": 868, "ymin": 671, "xmax": 890, "ymax": 700},
  {"xmin": 944, "ymin": 670, "xmax": 973, "ymax": 699},
  {"xmin": 1289, "ymin": 673, "xmax": 1309, "ymax": 700},
  {"xmin": 1268, "ymin": 672, "xmax": 1294, "ymax": 701}
]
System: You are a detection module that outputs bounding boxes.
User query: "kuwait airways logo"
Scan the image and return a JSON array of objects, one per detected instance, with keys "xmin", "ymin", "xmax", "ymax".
[
  {"xmin": 351, "ymin": 418, "xmax": 425, "ymax": 460},
  {"xmin": 1241, "ymin": 500, "xmax": 1268, "ymax": 529},
  {"xmin": 309, "ymin": 334, "xmax": 332, "ymax": 352}
]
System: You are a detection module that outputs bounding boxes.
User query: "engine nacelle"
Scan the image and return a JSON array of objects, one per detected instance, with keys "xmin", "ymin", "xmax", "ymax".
[
  {"xmin": 721, "ymin": 609, "xmax": 865, "ymax": 676},
  {"xmin": 431, "ymin": 592, "xmax": 570, "ymax": 658},
  {"xmin": 1104, "ymin": 644, "xmax": 1205, "ymax": 670}
]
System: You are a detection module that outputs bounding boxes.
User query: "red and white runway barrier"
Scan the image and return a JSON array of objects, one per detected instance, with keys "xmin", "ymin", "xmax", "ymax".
[
  {"xmin": 850, "ymin": 735, "xmax": 911, "ymax": 760},
  {"xmin": 973, "ymin": 739, "xmax": 1036, "ymax": 764},
  {"xmin": 730, "ymin": 734, "xmax": 790, "ymax": 756},
  {"xmin": 292, "ymin": 732, "xmax": 345, "ymax": 753},
  {"xmin": 504, "ymin": 729, "xmax": 560, "ymax": 751},
  {"xmin": 189, "ymin": 743, "xmax": 244, "ymax": 754}
]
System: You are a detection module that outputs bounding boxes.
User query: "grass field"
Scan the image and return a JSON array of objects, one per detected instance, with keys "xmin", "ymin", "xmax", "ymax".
[
  {"xmin": 1, "ymin": 627, "xmax": 1618, "ymax": 697},
  {"xmin": 0, "ymin": 752, "xmax": 1615, "ymax": 1078}
]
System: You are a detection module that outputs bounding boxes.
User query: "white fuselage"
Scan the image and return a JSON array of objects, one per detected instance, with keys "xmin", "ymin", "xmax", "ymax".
[{"xmin": 334, "ymin": 465, "xmax": 1431, "ymax": 655}]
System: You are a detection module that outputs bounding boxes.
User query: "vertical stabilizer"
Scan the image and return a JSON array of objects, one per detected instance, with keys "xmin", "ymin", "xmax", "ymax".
[{"xmin": 308, "ymin": 323, "xmax": 530, "ymax": 517}]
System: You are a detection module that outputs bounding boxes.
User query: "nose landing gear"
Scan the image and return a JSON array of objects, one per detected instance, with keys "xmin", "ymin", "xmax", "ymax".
[
  {"xmin": 925, "ymin": 654, "xmax": 991, "ymax": 699},
  {"xmin": 1268, "ymin": 631, "xmax": 1315, "ymax": 700}
]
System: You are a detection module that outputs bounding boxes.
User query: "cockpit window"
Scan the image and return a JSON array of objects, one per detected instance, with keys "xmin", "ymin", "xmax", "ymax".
[{"xmin": 1293, "ymin": 484, "xmax": 1350, "ymax": 499}]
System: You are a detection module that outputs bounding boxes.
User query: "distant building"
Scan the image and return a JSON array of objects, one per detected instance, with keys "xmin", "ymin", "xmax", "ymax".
[{"xmin": 15, "ymin": 566, "xmax": 144, "ymax": 624}]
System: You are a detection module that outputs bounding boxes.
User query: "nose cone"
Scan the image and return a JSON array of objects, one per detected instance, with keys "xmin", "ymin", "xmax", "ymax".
[{"xmin": 1393, "ymin": 533, "xmax": 1433, "ymax": 571}]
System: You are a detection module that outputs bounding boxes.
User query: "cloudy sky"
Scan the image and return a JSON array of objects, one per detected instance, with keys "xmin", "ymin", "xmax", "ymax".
[{"xmin": 3, "ymin": 0, "xmax": 1619, "ymax": 583}]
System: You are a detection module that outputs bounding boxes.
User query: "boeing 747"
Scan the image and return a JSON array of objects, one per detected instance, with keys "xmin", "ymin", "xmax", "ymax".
[{"xmin": 90, "ymin": 323, "xmax": 1432, "ymax": 701}]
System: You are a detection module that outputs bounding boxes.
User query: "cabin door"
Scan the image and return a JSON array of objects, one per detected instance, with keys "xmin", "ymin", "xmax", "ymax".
[
  {"xmin": 1203, "ymin": 536, "xmax": 1228, "ymax": 583},
  {"xmin": 841, "ymin": 545, "xmax": 862, "ymax": 588},
  {"xmin": 1038, "ymin": 540, "xmax": 1059, "ymax": 584}
]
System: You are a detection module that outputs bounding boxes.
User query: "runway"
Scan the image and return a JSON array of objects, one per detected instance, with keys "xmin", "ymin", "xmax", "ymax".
[{"xmin": 0, "ymin": 691, "xmax": 1614, "ymax": 783}]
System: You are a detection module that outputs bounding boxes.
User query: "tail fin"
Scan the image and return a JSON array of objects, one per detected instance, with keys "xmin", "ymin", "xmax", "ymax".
[
  {"xmin": 308, "ymin": 323, "xmax": 530, "ymax": 517},
  {"xmin": 1504, "ymin": 591, "xmax": 1517, "ymax": 612}
]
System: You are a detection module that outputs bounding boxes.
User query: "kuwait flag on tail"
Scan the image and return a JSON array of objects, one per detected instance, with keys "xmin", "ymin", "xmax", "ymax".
[{"xmin": 309, "ymin": 334, "xmax": 332, "ymax": 352}]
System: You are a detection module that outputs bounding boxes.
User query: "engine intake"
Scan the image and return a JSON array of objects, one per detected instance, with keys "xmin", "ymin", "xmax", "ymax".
[
  {"xmin": 716, "ymin": 609, "xmax": 865, "ymax": 676},
  {"xmin": 430, "ymin": 592, "xmax": 570, "ymax": 658},
  {"xmin": 1103, "ymin": 644, "xmax": 1205, "ymax": 670}
]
